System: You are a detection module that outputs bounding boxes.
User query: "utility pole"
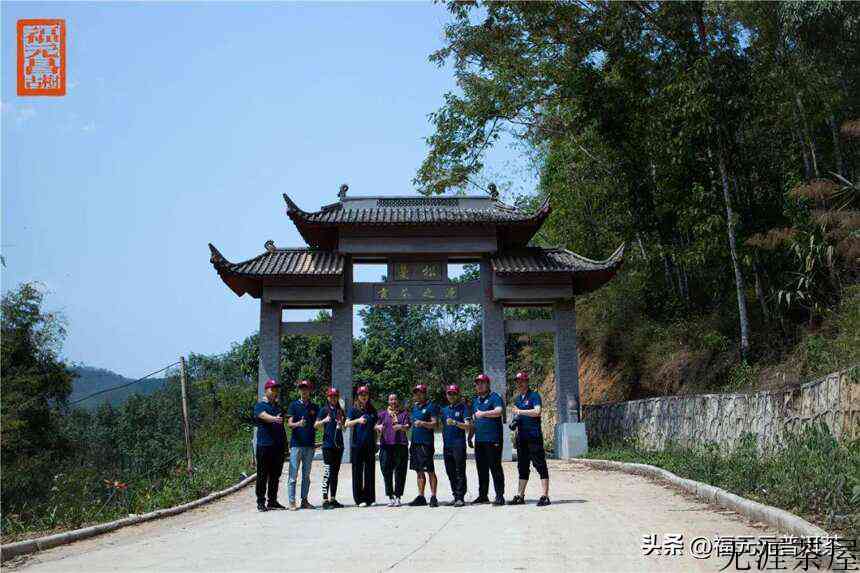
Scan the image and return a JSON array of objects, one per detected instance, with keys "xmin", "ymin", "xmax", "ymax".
[{"xmin": 179, "ymin": 356, "xmax": 193, "ymax": 477}]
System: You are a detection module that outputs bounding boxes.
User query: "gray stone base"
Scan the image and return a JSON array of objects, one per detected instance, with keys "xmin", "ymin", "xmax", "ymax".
[
  {"xmin": 341, "ymin": 428, "xmax": 351, "ymax": 464},
  {"xmin": 555, "ymin": 422, "xmax": 588, "ymax": 459},
  {"xmin": 502, "ymin": 424, "xmax": 513, "ymax": 461}
]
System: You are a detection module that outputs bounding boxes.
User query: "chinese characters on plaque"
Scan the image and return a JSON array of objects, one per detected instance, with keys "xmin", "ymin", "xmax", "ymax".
[
  {"xmin": 374, "ymin": 284, "xmax": 458, "ymax": 302},
  {"xmin": 391, "ymin": 262, "xmax": 443, "ymax": 282},
  {"xmin": 375, "ymin": 261, "xmax": 456, "ymax": 301},
  {"xmin": 17, "ymin": 19, "xmax": 66, "ymax": 96}
]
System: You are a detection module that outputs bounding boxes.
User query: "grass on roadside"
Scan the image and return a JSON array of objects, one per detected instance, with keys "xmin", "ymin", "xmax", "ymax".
[
  {"xmin": 1, "ymin": 428, "xmax": 256, "ymax": 543},
  {"xmin": 583, "ymin": 423, "xmax": 860, "ymax": 543}
]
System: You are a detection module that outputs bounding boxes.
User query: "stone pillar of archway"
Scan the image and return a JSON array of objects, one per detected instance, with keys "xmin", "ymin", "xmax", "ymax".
[
  {"xmin": 480, "ymin": 257, "xmax": 513, "ymax": 461},
  {"xmin": 258, "ymin": 300, "xmax": 282, "ymax": 397},
  {"xmin": 331, "ymin": 256, "xmax": 354, "ymax": 462},
  {"xmin": 553, "ymin": 300, "xmax": 588, "ymax": 458},
  {"xmin": 256, "ymin": 299, "xmax": 281, "ymax": 449}
]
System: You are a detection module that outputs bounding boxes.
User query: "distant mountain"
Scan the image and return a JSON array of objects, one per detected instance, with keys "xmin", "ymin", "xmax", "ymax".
[{"xmin": 70, "ymin": 365, "xmax": 168, "ymax": 409}]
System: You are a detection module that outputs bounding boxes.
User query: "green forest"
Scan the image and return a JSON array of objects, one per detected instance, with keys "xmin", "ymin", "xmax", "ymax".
[{"xmin": 416, "ymin": 1, "xmax": 859, "ymax": 400}]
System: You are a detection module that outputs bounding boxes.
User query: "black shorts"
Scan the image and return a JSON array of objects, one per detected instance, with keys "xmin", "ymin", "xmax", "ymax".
[
  {"xmin": 409, "ymin": 443, "xmax": 435, "ymax": 472},
  {"xmin": 516, "ymin": 436, "xmax": 549, "ymax": 480}
]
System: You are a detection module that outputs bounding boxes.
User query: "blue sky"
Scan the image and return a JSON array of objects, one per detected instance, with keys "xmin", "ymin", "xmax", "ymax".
[{"xmin": 2, "ymin": 2, "xmax": 537, "ymax": 377}]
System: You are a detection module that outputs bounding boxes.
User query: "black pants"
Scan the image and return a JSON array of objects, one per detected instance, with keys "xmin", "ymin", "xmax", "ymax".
[
  {"xmin": 379, "ymin": 444, "xmax": 408, "ymax": 498},
  {"xmin": 474, "ymin": 441, "xmax": 505, "ymax": 498},
  {"xmin": 443, "ymin": 445, "xmax": 467, "ymax": 500},
  {"xmin": 255, "ymin": 444, "xmax": 285, "ymax": 505},
  {"xmin": 516, "ymin": 436, "xmax": 549, "ymax": 480},
  {"xmin": 321, "ymin": 447, "xmax": 343, "ymax": 499},
  {"xmin": 351, "ymin": 446, "xmax": 376, "ymax": 505}
]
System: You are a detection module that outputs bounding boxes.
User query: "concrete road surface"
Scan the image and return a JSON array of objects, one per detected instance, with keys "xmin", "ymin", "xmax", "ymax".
[{"xmin": 7, "ymin": 459, "xmax": 784, "ymax": 572}]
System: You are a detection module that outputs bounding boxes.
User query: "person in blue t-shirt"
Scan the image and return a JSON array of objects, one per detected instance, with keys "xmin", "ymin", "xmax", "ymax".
[
  {"xmin": 253, "ymin": 379, "xmax": 286, "ymax": 512},
  {"xmin": 440, "ymin": 384, "xmax": 471, "ymax": 507},
  {"xmin": 509, "ymin": 371, "xmax": 550, "ymax": 506},
  {"xmin": 345, "ymin": 385, "xmax": 378, "ymax": 506},
  {"xmin": 408, "ymin": 384, "xmax": 439, "ymax": 507},
  {"xmin": 314, "ymin": 387, "xmax": 345, "ymax": 510},
  {"xmin": 468, "ymin": 373, "xmax": 506, "ymax": 506},
  {"xmin": 286, "ymin": 380, "xmax": 318, "ymax": 510}
]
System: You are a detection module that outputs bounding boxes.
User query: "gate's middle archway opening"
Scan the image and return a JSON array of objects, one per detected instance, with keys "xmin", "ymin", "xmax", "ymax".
[{"xmin": 352, "ymin": 261, "xmax": 483, "ymax": 409}]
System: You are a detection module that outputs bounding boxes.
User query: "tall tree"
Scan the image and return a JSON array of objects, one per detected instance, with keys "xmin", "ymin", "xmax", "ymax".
[
  {"xmin": 1, "ymin": 283, "xmax": 75, "ymax": 504},
  {"xmin": 417, "ymin": 1, "xmax": 858, "ymax": 364}
]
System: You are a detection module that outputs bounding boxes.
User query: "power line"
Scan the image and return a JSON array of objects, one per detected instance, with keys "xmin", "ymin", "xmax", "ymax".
[
  {"xmin": 68, "ymin": 362, "xmax": 181, "ymax": 406},
  {"xmin": 8, "ymin": 361, "xmax": 183, "ymax": 412}
]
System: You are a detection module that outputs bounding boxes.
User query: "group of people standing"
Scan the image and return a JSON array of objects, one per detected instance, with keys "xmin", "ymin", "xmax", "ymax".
[{"xmin": 251, "ymin": 371, "xmax": 550, "ymax": 512}]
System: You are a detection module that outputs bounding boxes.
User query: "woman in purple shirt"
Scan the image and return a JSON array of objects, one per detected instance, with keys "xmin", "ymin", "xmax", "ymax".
[{"xmin": 375, "ymin": 393, "xmax": 411, "ymax": 507}]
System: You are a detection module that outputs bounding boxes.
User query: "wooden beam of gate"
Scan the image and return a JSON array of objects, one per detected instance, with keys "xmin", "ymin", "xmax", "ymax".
[
  {"xmin": 504, "ymin": 319, "xmax": 556, "ymax": 335},
  {"xmin": 281, "ymin": 321, "xmax": 332, "ymax": 336}
]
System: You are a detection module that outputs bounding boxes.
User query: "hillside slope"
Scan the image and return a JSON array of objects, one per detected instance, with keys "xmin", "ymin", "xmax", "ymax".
[{"xmin": 69, "ymin": 366, "xmax": 167, "ymax": 408}]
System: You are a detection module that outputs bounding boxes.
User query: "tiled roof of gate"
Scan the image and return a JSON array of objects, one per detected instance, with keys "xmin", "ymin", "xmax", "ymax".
[
  {"xmin": 287, "ymin": 198, "xmax": 548, "ymax": 225},
  {"xmin": 491, "ymin": 245, "xmax": 625, "ymax": 274},
  {"xmin": 282, "ymin": 193, "xmax": 551, "ymax": 249},
  {"xmin": 209, "ymin": 243, "xmax": 344, "ymax": 276},
  {"xmin": 209, "ymin": 243, "xmax": 343, "ymax": 298}
]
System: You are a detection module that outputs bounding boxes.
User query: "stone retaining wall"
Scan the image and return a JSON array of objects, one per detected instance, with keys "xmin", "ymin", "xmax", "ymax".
[{"xmin": 581, "ymin": 366, "xmax": 859, "ymax": 451}]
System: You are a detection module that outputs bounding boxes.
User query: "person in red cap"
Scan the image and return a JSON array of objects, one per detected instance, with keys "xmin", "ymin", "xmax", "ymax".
[
  {"xmin": 510, "ymin": 371, "xmax": 551, "ymax": 506},
  {"xmin": 286, "ymin": 380, "xmax": 318, "ymax": 510},
  {"xmin": 408, "ymin": 383, "xmax": 439, "ymax": 507},
  {"xmin": 344, "ymin": 384, "xmax": 377, "ymax": 506},
  {"xmin": 253, "ymin": 379, "xmax": 286, "ymax": 512},
  {"xmin": 469, "ymin": 373, "xmax": 506, "ymax": 505},
  {"xmin": 315, "ymin": 387, "xmax": 345, "ymax": 509},
  {"xmin": 440, "ymin": 384, "xmax": 472, "ymax": 507}
]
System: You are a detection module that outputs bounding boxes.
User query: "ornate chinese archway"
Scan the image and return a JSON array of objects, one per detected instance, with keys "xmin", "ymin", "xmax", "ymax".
[{"xmin": 209, "ymin": 186, "xmax": 623, "ymax": 460}]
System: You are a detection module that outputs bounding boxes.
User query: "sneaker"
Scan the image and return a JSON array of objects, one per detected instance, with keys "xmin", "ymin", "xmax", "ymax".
[
  {"xmin": 257, "ymin": 502, "xmax": 268, "ymax": 512},
  {"xmin": 395, "ymin": 497, "xmax": 402, "ymax": 507},
  {"xmin": 388, "ymin": 496, "xmax": 396, "ymax": 507},
  {"xmin": 266, "ymin": 500, "xmax": 287, "ymax": 510},
  {"xmin": 322, "ymin": 500, "xmax": 333, "ymax": 510},
  {"xmin": 408, "ymin": 495, "xmax": 428, "ymax": 507},
  {"xmin": 360, "ymin": 502, "xmax": 371, "ymax": 507},
  {"xmin": 492, "ymin": 495, "xmax": 506, "ymax": 506},
  {"xmin": 537, "ymin": 496, "xmax": 551, "ymax": 507},
  {"xmin": 471, "ymin": 496, "xmax": 490, "ymax": 505},
  {"xmin": 453, "ymin": 499, "xmax": 465, "ymax": 508},
  {"xmin": 330, "ymin": 499, "xmax": 344, "ymax": 509},
  {"xmin": 289, "ymin": 501, "xmax": 298, "ymax": 511},
  {"xmin": 429, "ymin": 496, "xmax": 439, "ymax": 508},
  {"xmin": 300, "ymin": 499, "xmax": 316, "ymax": 510},
  {"xmin": 509, "ymin": 495, "xmax": 525, "ymax": 506}
]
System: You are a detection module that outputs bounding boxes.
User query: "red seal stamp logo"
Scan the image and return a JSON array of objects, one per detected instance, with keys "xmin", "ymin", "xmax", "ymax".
[{"xmin": 17, "ymin": 19, "xmax": 66, "ymax": 96}]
